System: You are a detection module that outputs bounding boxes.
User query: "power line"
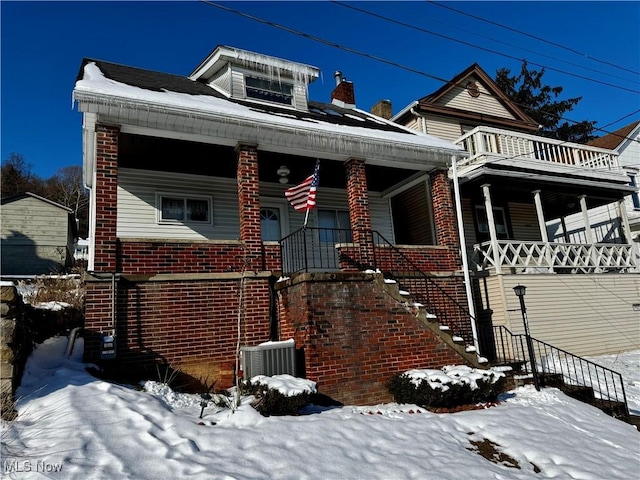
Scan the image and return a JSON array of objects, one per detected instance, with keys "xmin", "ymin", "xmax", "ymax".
[
  {"xmin": 199, "ymin": 1, "xmax": 639, "ymax": 143},
  {"xmin": 386, "ymin": 2, "xmax": 636, "ymax": 86},
  {"xmin": 599, "ymin": 110, "xmax": 640, "ymax": 130},
  {"xmin": 331, "ymin": 1, "xmax": 639, "ymax": 94},
  {"xmin": 428, "ymin": 0, "xmax": 640, "ymax": 77}
]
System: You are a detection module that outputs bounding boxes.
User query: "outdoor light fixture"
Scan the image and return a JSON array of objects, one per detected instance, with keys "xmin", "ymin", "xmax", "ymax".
[
  {"xmin": 513, "ymin": 284, "xmax": 540, "ymax": 391},
  {"xmin": 277, "ymin": 165, "xmax": 290, "ymax": 184},
  {"xmin": 513, "ymin": 284, "xmax": 526, "ymax": 298}
]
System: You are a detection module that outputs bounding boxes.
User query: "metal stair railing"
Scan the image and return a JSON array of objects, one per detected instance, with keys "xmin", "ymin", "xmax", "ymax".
[
  {"xmin": 492, "ymin": 325, "xmax": 630, "ymax": 420},
  {"xmin": 369, "ymin": 231, "xmax": 476, "ymax": 345},
  {"xmin": 280, "ymin": 227, "xmax": 478, "ymax": 345}
]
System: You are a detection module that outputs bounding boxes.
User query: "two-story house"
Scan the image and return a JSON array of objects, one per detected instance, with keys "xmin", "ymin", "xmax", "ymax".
[{"xmin": 394, "ymin": 64, "xmax": 639, "ymax": 357}]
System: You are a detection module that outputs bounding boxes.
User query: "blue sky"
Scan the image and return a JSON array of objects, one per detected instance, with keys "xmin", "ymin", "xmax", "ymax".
[{"xmin": 2, "ymin": 1, "xmax": 639, "ymax": 179}]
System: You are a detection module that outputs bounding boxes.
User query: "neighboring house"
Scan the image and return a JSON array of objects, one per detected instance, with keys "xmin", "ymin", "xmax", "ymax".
[
  {"xmin": 393, "ymin": 64, "xmax": 639, "ymax": 357},
  {"xmin": 547, "ymin": 121, "xmax": 640, "ymax": 244},
  {"xmin": 73, "ymin": 46, "xmax": 481, "ymax": 404},
  {"xmin": 1, "ymin": 192, "xmax": 78, "ymax": 276}
]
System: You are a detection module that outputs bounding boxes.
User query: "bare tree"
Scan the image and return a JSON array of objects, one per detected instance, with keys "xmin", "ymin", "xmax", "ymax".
[
  {"xmin": 46, "ymin": 166, "xmax": 89, "ymax": 238},
  {"xmin": 1, "ymin": 153, "xmax": 45, "ymax": 197}
]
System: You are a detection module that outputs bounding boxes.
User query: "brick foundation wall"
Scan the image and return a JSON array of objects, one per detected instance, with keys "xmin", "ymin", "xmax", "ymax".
[
  {"xmin": 84, "ymin": 275, "xmax": 272, "ymax": 388},
  {"xmin": 277, "ymin": 273, "xmax": 469, "ymax": 405}
]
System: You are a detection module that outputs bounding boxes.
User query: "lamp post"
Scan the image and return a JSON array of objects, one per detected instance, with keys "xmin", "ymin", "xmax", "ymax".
[{"xmin": 513, "ymin": 285, "xmax": 540, "ymax": 391}]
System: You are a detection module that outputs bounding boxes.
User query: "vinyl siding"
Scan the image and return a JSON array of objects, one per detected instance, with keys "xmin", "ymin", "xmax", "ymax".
[
  {"xmin": 482, "ymin": 273, "xmax": 640, "ymax": 356},
  {"xmin": 1, "ymin": 197, "xmax": 70, "ymax": 245},
  {"xmin": 508, "ymin": 202, "xmax": 542, "ymax": 241},
  {"xmin": 118, "ymin": 168, "xmax": 239, "ymax": 240},
  {"xmin": 117, "ymin": 168, "xmax": 393, "ymax": 241},
  {"xmin": 438, "ymin": 76, "xmax": 514, "ymax": 119},
  {"xmin": 209, "ymin": 64, "xmax": 232, "ymax": 95},
  {"xmin": 423, "ymin": 114, "xmax": 463, "ymax": 142}
]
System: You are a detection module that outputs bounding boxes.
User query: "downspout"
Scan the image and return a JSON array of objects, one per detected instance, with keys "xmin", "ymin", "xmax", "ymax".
[
  {"xmin": 451, "ymin": 155, "xmax": 479, "ymax": 354},
  {"xmin": 410, "ymin": 108, "xmax": 427, "ymax": 135}
]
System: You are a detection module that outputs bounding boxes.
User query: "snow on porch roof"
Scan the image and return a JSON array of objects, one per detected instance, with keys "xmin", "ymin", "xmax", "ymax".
[{"xmin": 73, "ymin": 59, "xmax": 464, "ymax": 163}]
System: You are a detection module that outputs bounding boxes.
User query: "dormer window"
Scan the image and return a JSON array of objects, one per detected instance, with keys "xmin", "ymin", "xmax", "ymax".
[{"xmin": 245, "ymin": 75, "xmax": 293, "ymax": 105}]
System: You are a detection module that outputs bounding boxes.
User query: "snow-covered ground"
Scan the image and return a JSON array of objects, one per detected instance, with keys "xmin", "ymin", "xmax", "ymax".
[{"xmin": 2, "ymin": 337, "xmax": 639, "ymax": 479}]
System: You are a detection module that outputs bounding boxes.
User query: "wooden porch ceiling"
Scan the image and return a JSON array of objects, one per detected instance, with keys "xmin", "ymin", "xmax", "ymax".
[
  {"xmin": 460, "ymin": 173, "xmax": 631, "ymax": 219},
  {"xmin": 119, "ymin": 133, "xmax": 422, "ymax": 192}
]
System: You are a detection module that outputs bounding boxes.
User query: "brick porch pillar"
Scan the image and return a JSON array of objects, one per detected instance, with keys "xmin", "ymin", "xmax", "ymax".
[
  {"xmin": 236, "ymin": 142, "xmax": 263, "ymax": 271},
  {"xmin": 431, "ymin": 169, "xmax": 461, "ymax": 265},
  {"xmin": 93, "ymin": 124, "xmax": 120, "ymax": 272},
  {"xmin": 345, "ymin": 157, "xmax": 374, "ymax": 268}
]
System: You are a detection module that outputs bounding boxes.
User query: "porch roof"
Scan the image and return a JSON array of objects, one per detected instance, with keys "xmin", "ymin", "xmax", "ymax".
[
  {"xmin": 458, "ymin": 161, "xmax": 635, "ymax": 218},
  {"xmin": 73, "ymin": 59, "xmax": 464, "ymax": 168}
]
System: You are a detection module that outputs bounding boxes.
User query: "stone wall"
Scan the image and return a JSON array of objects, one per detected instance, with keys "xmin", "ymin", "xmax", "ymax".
[{"xmin": 1, "ymin": 285, "xmax": 29, "ymax": 420}]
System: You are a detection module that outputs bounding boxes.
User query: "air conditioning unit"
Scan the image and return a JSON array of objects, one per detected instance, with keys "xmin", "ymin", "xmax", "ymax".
[{"xmin": 241, "ymin": 339, "xmax": 296, "ymax": 379}]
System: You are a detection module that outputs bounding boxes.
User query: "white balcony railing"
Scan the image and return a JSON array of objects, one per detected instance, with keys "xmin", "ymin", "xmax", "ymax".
[
  {"xmin": 473, "ymin": 240, "xmax": 636, "ymax": 274},
  {"xmin": 456, "ymin": 126, "xmax": 620, "ymax": 171}
]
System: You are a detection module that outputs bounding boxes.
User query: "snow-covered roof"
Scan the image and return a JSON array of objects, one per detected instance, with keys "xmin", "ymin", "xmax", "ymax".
[{"xmin": 73, "ymin": 58, "xmax": 464, "ymax": 168}]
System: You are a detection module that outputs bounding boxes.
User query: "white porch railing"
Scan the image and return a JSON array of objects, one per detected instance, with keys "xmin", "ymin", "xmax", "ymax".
[
  {"xmin": 473, "ymin": 240, "xmax": 636, "ymax": 274},
  {"xmin": 456, "ymin": 126, "xmax": 619, "ymax": 171}
]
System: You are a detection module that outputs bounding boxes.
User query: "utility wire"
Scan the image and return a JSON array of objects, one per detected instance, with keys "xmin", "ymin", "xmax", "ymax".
[
  {"xmin": 429, "ymin": 0, "xmax": 640, "ymax": 77},
  {"xmin": 390, "ymin": 3, "xmax": 636, "ymax": 86},
  {"xmin": 331, "ymin": 1, "xmax": 639, "ymax": 94},
  {"xmin": 200, "ymin": 1, "xmax": 639, "ymax": 144}
]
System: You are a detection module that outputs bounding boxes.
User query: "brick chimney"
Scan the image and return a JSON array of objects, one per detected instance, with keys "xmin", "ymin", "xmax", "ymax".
[
  {"xmin": 331, "ymin": 71, "xmax": 355, "ymax": 108},
  {"xmin": 371, "ymin": 99, "xmax": 392, "ymax": 120}
]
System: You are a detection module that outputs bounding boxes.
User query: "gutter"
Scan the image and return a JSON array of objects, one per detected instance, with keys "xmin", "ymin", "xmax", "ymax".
[{"xmin": 74, "ymin": 91, "xmax": 464, "ymax": 167}]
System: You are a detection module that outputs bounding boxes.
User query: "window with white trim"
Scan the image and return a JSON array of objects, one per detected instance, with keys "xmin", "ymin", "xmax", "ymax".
[
  {"xmin": 157, "ymin": 194, "xmax": 212, "ymax": 224},
  {"xmin": 245, "ymin": 75, "xmax": 293, "ymax": 105},
  {"xmin": 475, "ymin": 205, "xmax": 509, "ymax": 239}
]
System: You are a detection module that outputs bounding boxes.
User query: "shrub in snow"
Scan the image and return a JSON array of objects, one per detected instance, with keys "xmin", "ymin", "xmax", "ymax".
[
  {"xmin": 240, "ymin": 374, "xmax": 316, "ymax": 416},
  {"xmin": 388, "ymin": 366, "xmax": 507, "ymax": 409}
]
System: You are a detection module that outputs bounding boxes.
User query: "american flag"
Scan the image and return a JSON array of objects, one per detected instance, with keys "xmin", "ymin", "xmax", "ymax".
[{"xmin": 285, "ymin": 160, "xmax": 320, "ymax": 212}]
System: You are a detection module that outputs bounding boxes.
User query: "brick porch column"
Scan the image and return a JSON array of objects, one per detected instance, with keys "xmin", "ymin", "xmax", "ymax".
[
  {"xmin": 236, "ymin": 142, "xmax": 263, "ymax": 271},
  {"xmin": 431, "ymin": 169, "xmax": 461, "ymax": 265},
  {"xmin": 93, "ymin": 124, "xmax": 120, "ymax": 272},
  {"xmin": 345, "ymin": 157, "xmax": 374, "ymax": 268}
]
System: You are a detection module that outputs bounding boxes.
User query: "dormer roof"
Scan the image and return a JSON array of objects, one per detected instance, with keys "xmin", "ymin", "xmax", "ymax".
[{"xmin": 189, "ymin": 45, "xmax": 320, "ymax": 84}]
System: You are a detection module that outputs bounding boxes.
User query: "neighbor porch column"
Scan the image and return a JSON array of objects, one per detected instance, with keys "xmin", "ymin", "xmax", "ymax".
[
  {"xmin": 93, "ymin": 123, "xmax": 120, "ymax": 273},
  {"xmin": 579, "ymin": 195, "xmax": 594, "ymax": 244},
  {"xmin": 533, "ymin": 190, "xmax": 554, "ymax": 273},
  {"xmin": 579, "ymin": 195, "xmax": 598, "ymax": 272},
  {"xmin": 617, "ymin": 199, "xmax": 633, "ymax": 244},
  {"xmin": 481, "ymin": 184, "xmax": 502, "ymax": 274},
  {"xmin": 345, "ymin": 157, "xmax": 374, "ymax": 268},
  {"xmin": 616, "ymin": 199, "xmax": 637, "ymax": 268},
  {"xmin": 236, "ymin": 142, "xmax": 263, "ymax": 271}
]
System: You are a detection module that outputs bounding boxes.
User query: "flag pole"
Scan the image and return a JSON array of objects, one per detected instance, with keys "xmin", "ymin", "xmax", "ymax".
[{"xmin": 303, "ymin": 208, "xmax": 310, "ymax": 228}]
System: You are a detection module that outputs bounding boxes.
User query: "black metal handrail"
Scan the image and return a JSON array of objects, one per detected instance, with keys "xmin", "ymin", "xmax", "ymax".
[
  {"xmin": 280, "ymin": 227, "xmax": 477, "ymax": 345},
  {"xmin": 369, "ymin": 231, "xmax": 476, "ymax": 345},
  {"xmin": 280, "ymin": 227, "xmax": 353, "ymax": 274},
  {"xmin": 491, "ymin": 325, "xmax": 630, "ymax": 420}
]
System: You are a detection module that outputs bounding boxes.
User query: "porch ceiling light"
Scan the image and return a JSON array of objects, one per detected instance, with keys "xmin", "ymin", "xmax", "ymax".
[
  {"xmin": 513, "ymin": 284, "xmax": 527, "ymax": 298},
  {"xmin": 277, "ymin": 165, "xmax": 290, "ymax": 184}
]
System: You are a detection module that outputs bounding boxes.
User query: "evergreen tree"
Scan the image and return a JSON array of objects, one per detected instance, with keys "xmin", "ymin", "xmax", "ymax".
[{"xmin": 495, "ymin": 61, "xmax": 596, "ymax": 143}]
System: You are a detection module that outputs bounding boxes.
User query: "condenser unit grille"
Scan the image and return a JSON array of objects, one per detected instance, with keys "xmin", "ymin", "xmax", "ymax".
[{"xmin": 241, "ymin": 340, "xmax": 296, "ymax": 379}]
